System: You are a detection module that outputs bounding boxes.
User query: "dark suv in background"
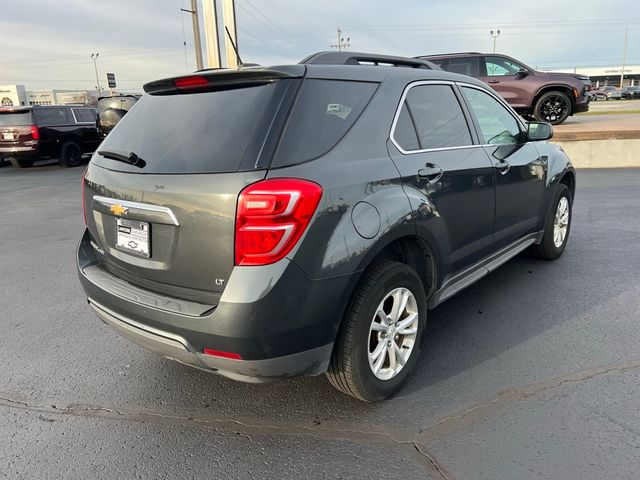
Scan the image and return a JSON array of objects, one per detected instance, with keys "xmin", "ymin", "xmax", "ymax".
[
  {"xmin": 0, "ymin": 105, "xmax": 99, "ymax": 168},
  {"xmin": 418, "ymin": 52, "xmax": 591, "ymax": 124},
  {"xmin": 77, "ymin": 52, "xmax": 575, "ymax": 401}
]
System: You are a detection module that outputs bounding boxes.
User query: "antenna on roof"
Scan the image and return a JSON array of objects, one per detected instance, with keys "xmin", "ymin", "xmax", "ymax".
[{"xmin": 225, "ymin": 26, "xmax": 243, "ymax": 67}]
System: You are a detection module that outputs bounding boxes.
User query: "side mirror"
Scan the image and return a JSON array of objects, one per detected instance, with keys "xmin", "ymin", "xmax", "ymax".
[
  {"xmin": 527, "ymin": 122, "xmax": 553, "ymax": 141},
  {"xmin": 516, "ymin": 69, "xmax": 529, "ymax": 78}
]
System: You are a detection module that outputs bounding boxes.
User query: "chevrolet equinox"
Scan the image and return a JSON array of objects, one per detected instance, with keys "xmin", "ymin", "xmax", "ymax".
[{"xmin": 77, "ymin": 52, "xmax": 575, "ymax": 401}]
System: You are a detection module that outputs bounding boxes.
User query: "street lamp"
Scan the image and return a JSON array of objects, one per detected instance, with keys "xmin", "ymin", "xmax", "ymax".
[
  {"xmin": 91, "ymin": 53, "xmax": 102, "ymax": 96},
  {"xmin": 490, "ymin": 30, "xmax": 501, "ymax": 53}
]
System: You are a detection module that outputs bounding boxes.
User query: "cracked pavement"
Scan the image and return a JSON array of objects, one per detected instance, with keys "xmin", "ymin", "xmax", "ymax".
[{"xmin": 1, "ymin": 164, "xmax": 639, "ymax": 479}]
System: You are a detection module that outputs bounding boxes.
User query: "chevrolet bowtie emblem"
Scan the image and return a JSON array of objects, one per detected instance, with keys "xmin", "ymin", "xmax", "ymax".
[{"xmin": 109, "ymin": 204, "xmax": 129, "ymax": 216}]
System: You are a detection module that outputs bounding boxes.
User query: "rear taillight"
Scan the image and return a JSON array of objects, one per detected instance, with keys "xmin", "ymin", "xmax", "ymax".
[
  {"xmin": 81, "ymin": 170, "xmax": 87, "ymax": 226},
  {"xmin": 30, "ymin": 125, "xmax": 39, "ymax": 140},
  {"xmin": 235, "ymin": 179, "xmax": 323, "ymax": 266}
]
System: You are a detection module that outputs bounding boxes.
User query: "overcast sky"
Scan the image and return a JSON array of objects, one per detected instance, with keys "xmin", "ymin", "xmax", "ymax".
[{"xmin": 1, "ymin": 0, "xmax": 638, "ymax": 92}]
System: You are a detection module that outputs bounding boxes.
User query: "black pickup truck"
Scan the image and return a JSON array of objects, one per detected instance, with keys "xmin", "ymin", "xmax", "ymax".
[{"xmin": 0, "ymin": 105, "xmax": 99, "ymax": 168}]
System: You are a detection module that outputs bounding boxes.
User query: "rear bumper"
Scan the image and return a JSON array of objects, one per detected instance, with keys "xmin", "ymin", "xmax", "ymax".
[
  {"xmin": 89, "ymin": 299, "xmax": 332, "ymax": 383},
  {"xmin": 0, "ymin": 145, "xmax": 37, "ymax": 158},
  {"xmin": 77, "ymin": 230, "xmax": 354, "ymax": 382}
]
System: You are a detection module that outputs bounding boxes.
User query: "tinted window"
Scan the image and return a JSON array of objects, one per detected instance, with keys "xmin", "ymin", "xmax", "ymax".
[
  {"xmin": 446, "ymin": 57, "xmax": 480, "ymax": 77},
  {"xmin": 400, "ymin": 84, "xmax": 472, "ymax": 150},
  {"xmin": 33, "ymin": 108, "xmax": 72, "ymax": 126},
  {"xmin": 73, "ymin": 108, "xmax": 97, "ymax": 123},
  {"xmin": 0, "ymin": 111, "xmax": 32, "ymax": 126},
  {"xmin": 462, "ymin": 87, "xmax": 521, "ymax": 144},
  {"xmin": 484, "ymin": 56, "xmax": 526, "ymax": 77},
  {"xmin": 272, "ymin": 80, "xmax": 378, "ymax": 167},
  {"xmin": 393, "ymin": 104, "xmax": 419, "ymax": 151},
  {"xmin": 94, "ymin": 83, "xmax": 277, "ymax": 174}
]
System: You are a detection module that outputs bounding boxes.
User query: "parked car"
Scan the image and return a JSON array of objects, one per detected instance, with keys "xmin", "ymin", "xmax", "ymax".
[
  {"xmin": 621, "ymin": 86, "xmax": 640, "ymax": 99},
  {"xmin": 0, "ymin": 105, "xmax": 99, "ymax": 168},
  {"xmin": 592, "ymin": 86, "xmax": 622, "ymax": 101},
  {"xmin": 77, "ymin": 51, "xmax": 576, "ymax": 401},
  {"xmin": 96, "ymin": 95, "xmax": 141, "ymax": 138},
  {"xmin": 417, "ymin": 52, "xmax": 591, "ymax": 124}
]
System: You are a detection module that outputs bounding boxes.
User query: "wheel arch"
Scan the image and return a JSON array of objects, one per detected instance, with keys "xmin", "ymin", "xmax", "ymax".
[{"xmin": 533, "ymin": 84, "xmax": 576, "ymax": 113}]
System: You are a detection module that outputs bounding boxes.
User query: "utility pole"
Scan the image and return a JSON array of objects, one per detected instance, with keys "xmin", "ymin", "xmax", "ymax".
[
  {"xmin": 331, "ymin": 27, "xmax": 351, "ymax": 52},
  {"xmin": 181, "ymin": 0, "xmax": 204, "ymax": 70},
  {"xmin": 620, "ymin": 27, "xmax": 628, "ymax": 88},
  {"xmin": 90, "ymin": 53, "xmax": 101, "ymax": 96},
  {"xmin": 222, "ymin": 0, "xmax": 239, "ymax": 68},
  {"xmin": 490, "ymin": 30, "xmax": 501, "ymax": 54},
  {"xmin": 203, "ymin": 0, "xmax": 221, "ymax": 68}
]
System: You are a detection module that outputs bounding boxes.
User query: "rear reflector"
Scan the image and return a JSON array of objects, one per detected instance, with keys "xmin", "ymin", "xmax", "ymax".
[
  {"xmin": 235, "ymin": 178, "xmax": 323, "ymax": 266},
  {"xmin": 203, "ymin": 348, "xmax": 243, "ymax": 360},
  {"xmin": 175, "ymin": 75, "xmax": 209, "ymax": 90}
]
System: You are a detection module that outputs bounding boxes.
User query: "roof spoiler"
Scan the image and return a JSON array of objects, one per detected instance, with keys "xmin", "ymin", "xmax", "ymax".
[
  {"xmin": 300, "ymin": 51, "xmax": 438, "ymax": 70},
  {"xmin": 143, "ymin": 66, "xmax": 304, "ymax": 95}
]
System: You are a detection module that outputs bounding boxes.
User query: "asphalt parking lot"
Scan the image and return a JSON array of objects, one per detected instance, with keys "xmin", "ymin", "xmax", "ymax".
[{"xmin": 1, "ymin": 165, "xmax": 639, "ymax": 479}]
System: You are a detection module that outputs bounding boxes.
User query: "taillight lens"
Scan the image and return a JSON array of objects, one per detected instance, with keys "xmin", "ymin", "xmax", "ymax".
[
  {"xmin": 30, "ymin": 125, "xmax": 39, "ymax": 140},
  {"xmin": 174, "ymin": 75, "xmax": 209, "ymax": 90},
  {"xmin": 81, "ymin": 170, "xmax": 87, "ymax": 226},
  {"xmin": 235, "ymin": 178, "xmax": 323, "ymax": 266}
]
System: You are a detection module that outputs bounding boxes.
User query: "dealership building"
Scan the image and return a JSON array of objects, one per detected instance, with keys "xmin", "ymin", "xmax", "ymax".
[
  {"xmin": 0, "ymin": 84, "xmax": 98, "ymax": 107},
  {"xmin": 544, "ymin": 65, "xmax": 640, "ymax": 88}
]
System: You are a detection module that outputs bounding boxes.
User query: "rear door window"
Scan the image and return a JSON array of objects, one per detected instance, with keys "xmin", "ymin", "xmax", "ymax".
[
  {"xmin": 73, "ymin": 108, "xmax": 97, "ymax": 123},
  {"xmin": 272, "ymin": 79, "xmax": 378, "ymax": 167},
  {"xmin": 446, "ymin": 57, "xmax": 480, "ymax": 77},
  {"xmin": 93, "ymin": 82, "xmax": 279, "ymax": 174},
  {"xmin": 33, "ymin": 108, "xmax": 73, "ymax": 126},
  {"xmin": 394, "ymin": 84, "xmax": 472, "ymax": 151}
]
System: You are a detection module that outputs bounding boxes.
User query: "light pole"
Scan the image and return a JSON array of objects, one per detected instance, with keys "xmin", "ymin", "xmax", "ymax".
[
  {"xmin": 490, "ymin": 30, "xmax": 501, "ymax": 53},
  {"xmin": 91, "ymin": 53, "xmax": 102, "ymax": 96}
]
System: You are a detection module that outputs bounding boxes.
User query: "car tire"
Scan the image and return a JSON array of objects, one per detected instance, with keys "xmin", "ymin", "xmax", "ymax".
[
  {"xmin": 531, "ymin": 184, "xmax": 572, "ymax": 260},
  {"xmin": 59, "ymin": 142, "xmax": 83, "ymax": 168},
  {"xmin": 533, "ymin": 91, "xmax": 572, "ymax": 125},
  {"xmin": 326, "ymin": 260, "xmax": 427, "ymax": 402},
  {"xmin": 8, "ymin": 157, "xmax": 35, "ymax": 168}
]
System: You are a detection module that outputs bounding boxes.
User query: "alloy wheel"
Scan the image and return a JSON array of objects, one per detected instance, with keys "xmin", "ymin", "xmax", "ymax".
[
  {"xmin": 553, "ymin": 196, "xmax": 570, "ymax": 248},
  {"xmin": 539, "ymin": 95, "xmax": 569, "ymax": 123},
  {"xmin": 368, "ymin": 287, "xmax": 419, "ymax": 381}
]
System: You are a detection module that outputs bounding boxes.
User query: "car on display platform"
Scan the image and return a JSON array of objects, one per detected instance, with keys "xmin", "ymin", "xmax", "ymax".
[
  {"xmin": 77, "ymin": 51, "xmax": 575, "ymax": 401},
  {"xmin": 417, "ymin": 52, "xmax": 591, "ymax": 125},
  {"xmin": 0, "ymin": 104, "xmax": 99, "ymax": 168}
]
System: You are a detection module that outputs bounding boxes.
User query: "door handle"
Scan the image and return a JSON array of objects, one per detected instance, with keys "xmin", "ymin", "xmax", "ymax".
[
  {"xmin": 418, "ymin": 163, "xmax": 444, "ymax": 183},
  {"xmin": 495, "ymin": 160, "xmax": 510, "ymax": 175},
  {"xmin": 488, "ymin": 80, "xmax": 500, "ymax": 84}
]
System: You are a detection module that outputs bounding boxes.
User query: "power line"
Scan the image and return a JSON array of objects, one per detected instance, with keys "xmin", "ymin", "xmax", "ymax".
[{"xmin": 239, "ymin": 0, "xmax": 308, "ymax": 49}]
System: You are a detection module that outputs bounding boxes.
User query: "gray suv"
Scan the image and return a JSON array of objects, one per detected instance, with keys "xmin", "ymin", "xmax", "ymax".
[{"xmin": 77, "ymin": 52, "xmax": 575, "ymax": 401}]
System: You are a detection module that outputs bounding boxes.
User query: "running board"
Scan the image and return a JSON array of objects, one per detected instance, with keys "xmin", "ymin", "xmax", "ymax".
[{"xmin": 428, "ymin": 231, "xmax": 543, "ymax": 309}]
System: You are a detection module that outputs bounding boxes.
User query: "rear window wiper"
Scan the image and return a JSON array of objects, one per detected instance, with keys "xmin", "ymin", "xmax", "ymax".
[{"xmin": 98, "ymin": 149, "xmax": 146, "ymax": 168}]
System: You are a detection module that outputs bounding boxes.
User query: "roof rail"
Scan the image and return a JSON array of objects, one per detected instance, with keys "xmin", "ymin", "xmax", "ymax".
[
  {"xmin": 300, "ymin": 51, "xmax": 437, "ymax": 70},
  {"xmin": 417, "ymin": 52, "xmax": 483, "ymax": 58}
]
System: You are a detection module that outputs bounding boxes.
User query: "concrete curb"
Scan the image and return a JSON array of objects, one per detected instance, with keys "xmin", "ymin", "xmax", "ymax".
[{"xmin": 552, "ymin": 139, "xmax": 640, "ymax": 168}]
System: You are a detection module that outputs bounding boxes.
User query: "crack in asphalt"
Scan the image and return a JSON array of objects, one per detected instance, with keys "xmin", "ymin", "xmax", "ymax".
[
  {"xmin": 2, "ymin": 358, "xmax": 639, "ymax": 480},
  {"xmin": 416, "ymin": 358, "xmax": 640, "ymax": 441},
  {"xmin": 0, "ymin": 395, "xmax": 446, "ymax": 479}
]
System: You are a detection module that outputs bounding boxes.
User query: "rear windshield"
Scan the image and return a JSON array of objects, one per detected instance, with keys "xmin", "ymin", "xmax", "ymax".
[
  {"xmin": 272, "ymin": 79, "xmax": 378, "ymax": 167},
  {"xmin": 93, "ymin": 83, "xmax": 277, "ymax": 174},
  {"xmin": 0, "ymin": 111, "xmax": 32, "ymax": 126}
]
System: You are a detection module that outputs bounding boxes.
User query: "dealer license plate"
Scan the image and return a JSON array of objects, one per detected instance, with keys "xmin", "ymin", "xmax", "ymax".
[{"xmin": 116, "ymin": 218, "xmax": 150, "ymax": 257}]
